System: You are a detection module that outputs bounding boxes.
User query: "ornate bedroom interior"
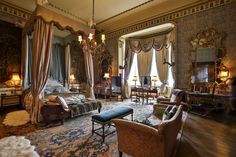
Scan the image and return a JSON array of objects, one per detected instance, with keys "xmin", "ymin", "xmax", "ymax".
[{"xmin": 0, "ymin": 0, "xmax": 236, "ymax": 157}]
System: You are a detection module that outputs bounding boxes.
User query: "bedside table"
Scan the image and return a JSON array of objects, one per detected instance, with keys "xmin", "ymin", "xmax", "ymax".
[{"xmin": 0, "ymin": 94, "xmax": 21, "ymax": 108}]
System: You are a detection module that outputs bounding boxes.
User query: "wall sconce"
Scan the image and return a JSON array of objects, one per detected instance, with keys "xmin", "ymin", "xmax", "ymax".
[
  {"xmin": 104, "ymin": 73, "xmax": 110, "ymax": 80},
  {"xmin": 218, "ymin": 67, "xmax": 229, "ymax": 82},
  {"xmin": 151, "ymin": 75, "xmax": 158, "ymax": 87},
  {"xmin": 132, "ymin": 75, "xmax": 138, "ymax": 87}
]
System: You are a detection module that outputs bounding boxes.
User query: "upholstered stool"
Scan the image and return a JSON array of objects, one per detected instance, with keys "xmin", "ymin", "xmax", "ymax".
[{"xmin": 92, "ymin": 106, "xmax": 133, "ymax": 142}]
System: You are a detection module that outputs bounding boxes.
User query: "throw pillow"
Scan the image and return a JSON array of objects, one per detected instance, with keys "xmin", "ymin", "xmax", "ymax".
[
  {"xmin": 170, "ymin": 94, "xmax": 177, "ymax": 102},
  {"xmin": 169, "ymin": 105, "xmax": 178, "ymax": 119},
  {"xmin": 162, "ymin": 105, "xmax": 173, "ymax": 120},
  {"xmin": 56, "ymin": 96, "xmax": 69, "ymax": 111},
  {"xmin": 47, "ymin": 95, "xmax": 57, "ymax": 102}
]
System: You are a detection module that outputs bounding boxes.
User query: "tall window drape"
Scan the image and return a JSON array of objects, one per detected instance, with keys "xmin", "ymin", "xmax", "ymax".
[
  {"xmin": 137, "ymin": 50, "xmax": 152, "ymax": 76},
  {"xmin": 49, "ymin": 43, "xmax": 65, "ymax": 84},
  {"xmin": 31, "ymin": 18, "xmax": 53, "ymax": 124}
]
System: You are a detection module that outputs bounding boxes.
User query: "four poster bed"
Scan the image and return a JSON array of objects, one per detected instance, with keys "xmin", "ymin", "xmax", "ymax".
[{"xmin": 22, "ymin": 6, "xmax": 100, "ymax": 124}]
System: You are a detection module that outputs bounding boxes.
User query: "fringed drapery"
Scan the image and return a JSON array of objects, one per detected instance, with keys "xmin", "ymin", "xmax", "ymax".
[
  {"xmin": 31, "ymin": 18, "xmax": 53, "ymax": 124},
  {"xmin": 127, "ymin": 33, "xmax": 168, "ymax": 53}
]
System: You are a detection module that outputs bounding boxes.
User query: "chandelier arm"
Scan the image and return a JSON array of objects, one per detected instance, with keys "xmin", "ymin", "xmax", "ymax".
[{"xmin": 92, "ymin": 0, "xmax": 95, "ymax": 25}]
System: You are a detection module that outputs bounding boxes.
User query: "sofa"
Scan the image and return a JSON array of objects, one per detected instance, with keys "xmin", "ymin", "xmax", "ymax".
[{"xmin": 112, "ymin": 105, "xmax": 184, "ymax": 157}]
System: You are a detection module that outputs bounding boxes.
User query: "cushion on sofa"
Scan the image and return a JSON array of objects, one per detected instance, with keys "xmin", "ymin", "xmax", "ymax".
[{"xmin": 162, "ymin": 105, "xmax": 173, "ymax": 120}]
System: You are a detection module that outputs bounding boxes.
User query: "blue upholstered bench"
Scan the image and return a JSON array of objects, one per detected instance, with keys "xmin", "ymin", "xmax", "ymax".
[{"xmin": 92, "ymin": 106, "xmax": 133, "ymax": 142}]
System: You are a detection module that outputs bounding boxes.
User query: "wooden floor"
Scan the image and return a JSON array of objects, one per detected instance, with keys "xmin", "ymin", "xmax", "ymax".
[
  {"xmin": 1, "ymin": 104, "xmax": 236, "ymax": 157},
  {"xmin": 176, "ymin": 112, "xmax": 236, "ymax": 157}
]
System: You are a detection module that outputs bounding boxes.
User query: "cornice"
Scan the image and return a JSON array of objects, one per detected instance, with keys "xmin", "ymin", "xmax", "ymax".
[
  {"xmin": 97, "ymin": 0, "xmax": 154, "ymax": 25},
  {"xmin": 106, "ymin": 0, "xmax": 233, "ymax": 39},
  {"xmin": 0, "ymin": 1, "xmax": 31, "ymax": 21}
]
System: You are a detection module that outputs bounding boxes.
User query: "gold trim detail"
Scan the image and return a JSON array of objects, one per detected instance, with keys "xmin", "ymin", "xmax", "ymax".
[
  {"xmin": 106, "ymin": 0, "xmax": 232, "ymax": 39},
  {"xmin": 0, "ymin": 2, "xmax": 31, "ymax": 20}
]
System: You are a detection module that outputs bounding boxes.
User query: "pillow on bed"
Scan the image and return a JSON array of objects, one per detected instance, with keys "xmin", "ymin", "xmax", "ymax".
[
  {"xmin": 46, "ymin": 101, "xmax": 60, "ymax": 106},
  {"xmin": 47, "ymin": 95, "xmax": 57, "ymax": 102},
  {"xmin": 56, "ymin": 96, "xmax": 69, "ymax": 111}
]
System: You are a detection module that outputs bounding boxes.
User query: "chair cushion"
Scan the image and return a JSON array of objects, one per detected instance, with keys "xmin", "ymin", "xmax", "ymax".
[{"xmin": 92, "ymin": 106, "xmax": 133, "ymax": 123}]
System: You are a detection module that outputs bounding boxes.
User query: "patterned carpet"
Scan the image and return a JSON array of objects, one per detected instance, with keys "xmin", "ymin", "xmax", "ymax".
[{"xmin": 25, "ymin": 101, "xmax": 154, "ymax": 157}]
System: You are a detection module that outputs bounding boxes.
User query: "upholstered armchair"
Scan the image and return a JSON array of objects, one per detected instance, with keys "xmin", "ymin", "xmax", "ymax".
[
  {"xmin": 112, "ymin": 105, "xmax": 184, "ymax": 157},
  {"xmin": 112, "ymin": 119, "xmax": 164, "ymax": 157}
]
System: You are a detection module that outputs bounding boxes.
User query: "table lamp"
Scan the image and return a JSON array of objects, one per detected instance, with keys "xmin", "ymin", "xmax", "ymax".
[
  {"xmin": 151, "ymin": 75, "xmax": 158, "ymax": 87},
  {"xmin": 70, "ymin": 74, "xmax": 75, "ymax": 88},
  {"xmin": 132, "ymin": 75, "xmax": 138, "ymax": 87},
  {"xmin": 11, "ymin": 73, "xmax": 21, "ymax": 94}
]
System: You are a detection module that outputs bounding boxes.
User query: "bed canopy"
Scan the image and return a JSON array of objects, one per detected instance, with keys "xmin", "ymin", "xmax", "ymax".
[{"xmin": 22, "ymin": 5, "xmax": 95, "ymax": 124}]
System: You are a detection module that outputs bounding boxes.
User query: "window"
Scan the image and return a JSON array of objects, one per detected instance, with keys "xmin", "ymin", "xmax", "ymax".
[
  {"xmin": 150, "ymin": 49, "xmax": 162, "ymax": 86},
  {"xmin": 128, "ymin": 53, "xmax": 140, "ymax": 86}
]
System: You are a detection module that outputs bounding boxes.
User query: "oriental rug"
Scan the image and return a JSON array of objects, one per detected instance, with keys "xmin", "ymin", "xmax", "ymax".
[{"xmin": 26, "ymin": 101, "xmax": 153, "ymax": 157}]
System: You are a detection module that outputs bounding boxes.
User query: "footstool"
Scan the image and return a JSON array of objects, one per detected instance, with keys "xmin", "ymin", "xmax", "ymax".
[{"xmin": 92, "ymin": 106, "xmax": 133, "ymax": 142}]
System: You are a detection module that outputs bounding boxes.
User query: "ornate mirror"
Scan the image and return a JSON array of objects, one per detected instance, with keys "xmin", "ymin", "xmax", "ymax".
[{"xmin": 190, "ymin": 28, "xmax": 226, "ymax": 91}]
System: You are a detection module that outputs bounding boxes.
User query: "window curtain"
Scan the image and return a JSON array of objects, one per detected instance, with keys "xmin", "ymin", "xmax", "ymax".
[
  {"xmin": 137, "ymin": 50, "xmax": 152, "ymax": 77},
  {"xmin": 21, "ymin": 34, "xmax": 28, "ymax": 90},
  {"xmin": 84, "ymin": 49, "xmax": 95, "ymax": 99},
  {"xmin": 31, "ymin": 18, "xmax": 53, "ymax": 124},
  {"xmin": 49, "ymin": 43, "xmax": 65, "ymax": 83},
  {"xmin": 156, "ymin": 49, "xmax": 168, "ymax": 83},
  {"xmin": 22, "ymin": 35, "xmax": 33, "ymax": 90},
  {"xmin": 123, "ymin": 44, "xmax": 135, "ymax": 98},
  {"xmin": 65, "ymin": 44, "xmax": 71, "ymax": 90}
]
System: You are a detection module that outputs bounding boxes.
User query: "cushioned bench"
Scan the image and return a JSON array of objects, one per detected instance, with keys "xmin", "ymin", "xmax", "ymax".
[{"xmin": 92, "ymin": 106, "xmax": 133, "ymax": 142}]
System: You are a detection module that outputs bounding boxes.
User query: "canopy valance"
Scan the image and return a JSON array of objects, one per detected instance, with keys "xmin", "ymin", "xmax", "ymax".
[{"xmin": 23, "ymin": 5, "xmax": 89, "ymax": 35}]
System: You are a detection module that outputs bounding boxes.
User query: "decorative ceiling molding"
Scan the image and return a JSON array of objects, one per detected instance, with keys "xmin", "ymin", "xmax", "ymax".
[
  {"xmin": 106, "ymin": 0, "xmax": 232, "ymax": 39},
  {"xmin": 97, "ymin": 0, "xmax": 154, "ymax": 25},
  {"xmin": 0, "ymin": 1, "xmax": 31, "ymax": 21},
  {"xmin": 47, "ymin": 2, "xmax": 88, "ymax": 25}
]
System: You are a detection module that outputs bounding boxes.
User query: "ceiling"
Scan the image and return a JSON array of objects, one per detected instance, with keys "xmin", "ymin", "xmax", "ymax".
[{"xmin": 4, "ymin": 0, "xmax": 200, "ymax": 32}]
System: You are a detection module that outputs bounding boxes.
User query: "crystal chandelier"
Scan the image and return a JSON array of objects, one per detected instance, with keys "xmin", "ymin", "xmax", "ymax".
[{"xmin": 78, "ymin": 0, "xmax": 106, "ymax": 55}]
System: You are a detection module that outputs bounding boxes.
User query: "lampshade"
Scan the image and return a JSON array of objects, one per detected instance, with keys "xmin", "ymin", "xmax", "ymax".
[
  {"xmin": 132, "ymin": 76, "xmax": 138, "ymax": 81},
  {"xmin": 104, "ymin": 73, "xmax": 110, "ymax": 79},
  {"xmin": 151, "ymin": 76, "xmax": 158, "ymax": 81},
  {"xmin": 70, "ymin": 74, "xmax": 75, "ymax": 80},
  {"xmin": 11, "ymin": 74, "xmax": 20, "ymax": 81}
]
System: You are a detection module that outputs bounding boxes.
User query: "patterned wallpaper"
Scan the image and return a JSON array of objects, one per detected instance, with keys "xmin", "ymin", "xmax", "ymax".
[
  {"xmin": 0, "ymin": 20, "xmax": 22, "ymax": 83},
  {"xmin": 176, "ymin": 2, "xmax": 236, "ymax": 89}
]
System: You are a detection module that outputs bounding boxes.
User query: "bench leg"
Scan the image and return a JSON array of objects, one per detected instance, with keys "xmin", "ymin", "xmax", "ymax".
[
  {"xmin": 92, "ymin": 121, "xmax": 94, "ymax": 135},
  {"xmin": 131, "ymin": 113, "xmax": 133, "ymax": 121},
  {"xmin": 102, "ymin": 125, "xmax": 105, "ymax": 142}
]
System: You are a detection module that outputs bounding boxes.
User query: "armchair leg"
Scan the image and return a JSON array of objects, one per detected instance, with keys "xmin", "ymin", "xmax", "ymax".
[{"xmin": 119, "ymin": 151, "xmax": 123, "ymax": 157}]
